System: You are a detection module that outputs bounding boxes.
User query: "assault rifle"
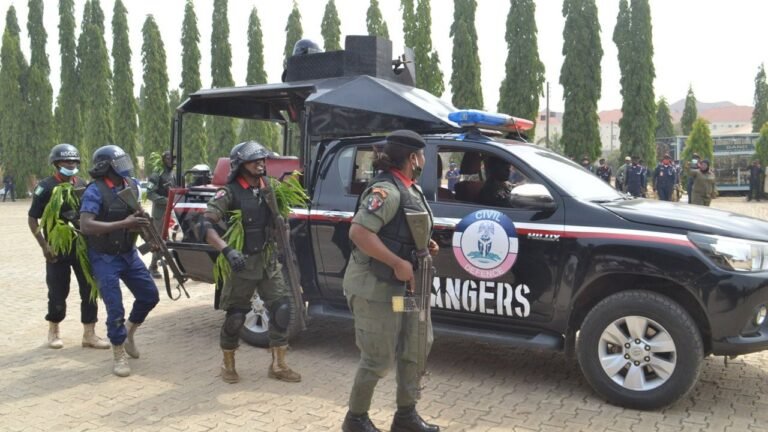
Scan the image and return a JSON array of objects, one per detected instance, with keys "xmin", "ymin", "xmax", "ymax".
[
  {"xmin": 404, "ymin": 210, "xmax": 434, "ymax": 400},
  {"xmin": 117, "ymin": 187, "xmax": 189, "ymax": 300},
  {"xmin": 261, "ymin": 178, "xmax": 307, "ymax": 332}
]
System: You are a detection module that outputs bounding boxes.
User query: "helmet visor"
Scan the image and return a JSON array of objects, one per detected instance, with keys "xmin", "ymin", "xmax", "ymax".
[{"xmin": 111, "ymin": 154, "xmax": 134, "ymax": 178}]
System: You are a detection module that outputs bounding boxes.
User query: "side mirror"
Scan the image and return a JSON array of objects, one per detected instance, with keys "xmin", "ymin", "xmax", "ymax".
[{"xmin": 509, "ymin": 183, "xmax": 557, "ymax": 211}]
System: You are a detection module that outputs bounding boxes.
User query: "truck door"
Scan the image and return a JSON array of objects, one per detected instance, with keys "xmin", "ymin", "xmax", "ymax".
[
  {"xmin": 310, "ymin": 143, "xmax": 378, "ymax": 302},
  {"xmin": 425, "ymin": 143, "xmax": 566, "ymax": 325}
]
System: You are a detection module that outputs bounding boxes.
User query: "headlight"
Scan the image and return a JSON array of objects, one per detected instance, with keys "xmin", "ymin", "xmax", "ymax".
[{"xmin": 688, "ymin": 233, "xmax": 768, "ymax": 272}]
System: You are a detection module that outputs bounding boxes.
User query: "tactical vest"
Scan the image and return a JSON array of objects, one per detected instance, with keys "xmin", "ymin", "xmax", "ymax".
[
  {"xmin": 86, "ymin": 179, "xmax": 139, "ymax": 255},
  {"xmin": 155, "ymin": 168, "xmax": 175, "ymax": 197},
  {"xmin": 228, "ymin": 181, "xmax": 272, "ymax": 254},
  {"xmin": 356, "ymin": 171, "xmax": 431, "ymax": 277}
]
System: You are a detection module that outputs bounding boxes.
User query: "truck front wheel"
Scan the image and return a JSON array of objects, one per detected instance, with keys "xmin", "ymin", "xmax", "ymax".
[{"xmin": 576, "ymin": 290, "xmax": 703, "ymax": 410}]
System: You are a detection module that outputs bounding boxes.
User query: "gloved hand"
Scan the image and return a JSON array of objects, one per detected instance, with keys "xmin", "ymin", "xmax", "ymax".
[{"xmin": 222, "ymin": 246, "xmax": 246, "ymax": 272}]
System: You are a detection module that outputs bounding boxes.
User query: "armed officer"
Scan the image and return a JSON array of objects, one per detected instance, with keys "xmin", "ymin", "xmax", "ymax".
[
  {"xmin": 79, "ymin": 145, "xmax": 160, "ymax": 377},
  {"xmin": 625, "ymin": 156, "xmax": 646, "ymax": 197},
  {"xmin": 28, "ymin": 144, "xmax": 109, "ymax": 350},
  {"xmin": 653, "ymin": 154, "xmax": 678, "ymax": 201},
  {"xmin": 478, "ymin": 156, "xmax": 516, "ymax": 208},
  {"xmin": 202, "ymin": 141, "xmax": 301, "ymax": 384},
  {"xmin": 342, "ymin": 130, "xmax": 440, "ymax": 432},
  {"xmin": 147, "ymin": 150, "xmax": 176, "ymax": 278}
]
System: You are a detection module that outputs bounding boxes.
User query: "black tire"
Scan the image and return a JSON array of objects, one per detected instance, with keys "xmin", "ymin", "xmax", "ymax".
[
  {"xmin": 576, "ymin": 290, "xmax": 703, "ymax": 410},
  {"xmin": 239, "ymin": 292, "xmax": 304, "ymax": 348}
]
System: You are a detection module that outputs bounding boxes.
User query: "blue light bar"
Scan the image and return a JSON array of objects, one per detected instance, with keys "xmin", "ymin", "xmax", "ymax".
[{"xmin": 448, "ymin": 109, "xmax": 534, "ymax": 131}]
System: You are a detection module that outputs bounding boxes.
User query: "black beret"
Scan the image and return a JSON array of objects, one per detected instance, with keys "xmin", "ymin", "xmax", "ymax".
[{"xmin": 386, "ymin": 129, "xmax": 425, "ymax": 150}]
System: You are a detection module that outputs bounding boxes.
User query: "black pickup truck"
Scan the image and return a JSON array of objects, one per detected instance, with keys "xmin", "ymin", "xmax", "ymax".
[{"xmin": 163, "ymin": 36, "xmax": 768, "ymax": 410}]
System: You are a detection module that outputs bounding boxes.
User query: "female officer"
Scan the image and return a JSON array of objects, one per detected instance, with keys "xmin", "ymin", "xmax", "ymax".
[{"xmin": 342, "ymin": 130, "xmax": 440, "ymax": 432}]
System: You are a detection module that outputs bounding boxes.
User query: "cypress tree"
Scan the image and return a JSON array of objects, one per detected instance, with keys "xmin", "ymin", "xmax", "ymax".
[
  {"xmin": 321, "ymin": 0, "xmax": 341, "ymax": 51},
  {"xmin": 180, "ymin": 0, "xmax": 207, "ymax": 167},
  {"xmin": 560, "ymin": 0, "xmax": 603, "ymax": 161},
  {"xmin": 498, "ymin": 0, "xmax": 545, "ymax": 140},
  {"xmin": 284, "ymin": 1, "xmax": 303, "ymax": 63},
  {"xmin": 655, "ymin": 97, "xmax": 674, "ymax": 138},
  {"xmin": 111, "ymin": 0, "xmax": 139, "ymax": 168},
  {"xmin": 752, "ymin": 64, "xmax": 768, "ymax": 132},
  {"xmin": 26, "ymin": 0, "xmax": 55, "ymax": 180},
  {"xmin": 614, "ymin": 0, "xmax": 656, "ymax": 163},
  {"xmin": 681, "ymin": 118, "xmax": 713, "ymax": 164},
  {"xmin": 239, "ymin": 7, "xmax": 280, "ymax": 152},
  {"xmin": 208, "ymin": 0, "xmax": 236, "ymax": 162},
  {"xmin": 55, "ymin": 0, "xmax": 80, "ymax": 147},
  {"xmin": 0, "ymin": 7, "xmax": 31, "ymax": 190},
  {"xmin": 140, "ymin": 15, "xmax": 170, "ymax": 166},
  {"xmin": 366, "ymin": 0, "xmax": 389, "ymax": 39},
  {"xmin": 754, "ymin": 123, "xmax": 768, "ymax": 167},
  {"xmin": 77, "ymin": 0, "xmax": 113, "ymax": 163},
  {"xmin": 681, "ymin": 86, "xmax": 697, "ymax": 135},
  {"xmin": 450, "ymin": 0, "xmax": 483, "ymax": 109},
  {"xmin": 401, "ymin": 0, "xmax": 444, "ymax": 96}
]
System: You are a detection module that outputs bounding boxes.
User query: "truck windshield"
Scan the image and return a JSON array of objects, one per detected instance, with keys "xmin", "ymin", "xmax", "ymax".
[{"xmin": 509, "ymin": 144, "xmax": 624, "ymax": 202}]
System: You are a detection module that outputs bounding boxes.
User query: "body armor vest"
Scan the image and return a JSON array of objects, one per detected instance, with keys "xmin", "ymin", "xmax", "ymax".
[
  {"xmin": 86, "ymin": 179, "xmax": 138, "ymax": 255},
  {"xmin": 229, "ymin": 180, "xmax": 272, "ymax": 254},
  {"xmin": 358, "ymin": 171, "xmax": 431, "ymax": 276}
]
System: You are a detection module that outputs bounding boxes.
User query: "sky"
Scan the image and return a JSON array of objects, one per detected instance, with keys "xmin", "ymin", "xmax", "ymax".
[{"xmin": 0, "ymin": 0, "xmax": 766, "ymax": 114}]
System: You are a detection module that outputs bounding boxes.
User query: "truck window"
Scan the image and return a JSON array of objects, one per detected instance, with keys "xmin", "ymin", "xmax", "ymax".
[{"xmin": 349, "ymin": 147, "xmax": 376, "ymax": 196}]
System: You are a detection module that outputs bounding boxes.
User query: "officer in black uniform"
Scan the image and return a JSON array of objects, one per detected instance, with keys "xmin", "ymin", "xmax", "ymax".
[
  {"xmin": 202, "ymin": 141, "xmax": 301, "ymax": 384},
  {"xmin": 478, "ymin": 156, "xmax": 516, "ymax": 208},
  {"xmin": 28, "ymin": 144, "xmax": 109, "ymax": 350},
  {"xmin": 147, "ymin": 150, "xmax": 176, "ymax": 278},
  {"xmin": 79, "ymin": 145, "xmax": 159, "ymax": 377},
  {"xmin": 653, "ymin": 154, "xmax": 678, "ymax": 201},
  {"xmin": 625, "ymin": 156, "xmax": 646, "ymax": 198}
]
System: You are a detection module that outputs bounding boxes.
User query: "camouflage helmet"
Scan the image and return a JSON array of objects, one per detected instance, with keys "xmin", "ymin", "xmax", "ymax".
[
  {"xmin": 228, "ymin": 141, "xmax": 271, "ymax": 182},
  {"xmin": 49, "ymin": 143, "xmax": 81, "ymax": 164}
]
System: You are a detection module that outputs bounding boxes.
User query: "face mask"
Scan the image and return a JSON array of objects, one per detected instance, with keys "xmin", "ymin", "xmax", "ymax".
[
  {"xmin": 59, "ymin": 166, "xmax": 79, "ymax": 177},
  {"xmin": 411, "ymin": 160, "xmax": 423, "ymax": 180}
]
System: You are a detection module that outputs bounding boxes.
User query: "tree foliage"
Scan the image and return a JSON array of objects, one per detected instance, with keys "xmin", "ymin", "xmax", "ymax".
[
  {"xmin": 180, "ymin": 0, "xmax": 207, "ymax": 168},
  {"xmin": 77, "ymin": 0, "xmax": 113, "ymax": 164},
  {"xmin": 498, "ymin": 0, "xmax": 545, "ymax": 141},
  {"xmin": 401, "ymin": 0, "xmax": 444, "ymax": 96},
  {"xmin": 614, "ymin": 0, "xmax": 656, "ymax": 163},
  {"xmin": 239, "ymin": 7, "xmax": 281, "ymax": 152},
  {"xmin": 560, "ymin": 0, "xmax": 603, "ymax": 161},
  {"xmin": 140, "ymin": 16, "xmax": 170, "ymax": 167},
  {"xmin": 752, "ymin": 64, "xmax": 768, "ymax": 132},
  {"xmin": 655, "ymin": 97, "xmax": 674, "ymax": 139},
  {"xmin": 366, "ymin": 0, "xmax": 389, "ymax": 39},
  {"xmin": 112, "ymin": 0, "xmax": 139, "ymax": 168},
  {"xmin": 0, "ymin": 7, "xmax": 31, "ymax": 189},
  {"xmin": 680, "ymin": 85, "xmax": 697, "ymax": 135},
  {"xmin": 754, "ymin": 122, "xmax": 768, "ymax": 167},
  {"xmin": 55, "ymin": 0, "xmax": 80, "ymax": 146},
  {"xmin": 681, "ymin": 118, "xmax": 713, "ymax": 164},
  {"xmin": 283, "ymin": 1, "xmax": 303, "ymax": 63},
  {"xmin": 26, "ymin": 0, "xmax": 54, "ymax": 180},
  {"xmin": 208, "ymin": 0, "xmax": 235, "ymax": 162},
  {"xmin": 321, "ymin": 0, "xmax": 342, "ymax": 51},
  {"xmin": 450, "ymin": 0, "xmax": 483, "ymax": 109}
]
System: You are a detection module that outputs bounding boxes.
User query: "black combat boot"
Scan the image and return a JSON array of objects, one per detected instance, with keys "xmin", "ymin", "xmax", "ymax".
[
  {"xmin": 342, "ymin": 411, "xmax": 381, "ymax": 432},
  {"xmin": 390, "ymin": 406, "xmax": 440, "ymax": 432}
]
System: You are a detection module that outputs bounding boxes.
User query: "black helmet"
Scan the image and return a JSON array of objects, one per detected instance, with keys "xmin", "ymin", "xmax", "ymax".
[
  {"xmin": 228, "ymin": 141, "xmax": 271, "ymax": 182},
  {"xmin": 292, "ymin": 38, "xmax": 322, "ymax": 56},
  {"xmin": 89, "ymin": 145, "xmax": 134, "ymax": 178},
  {"xmin": 49, "ymin": 143, "xmax": 81, "ymax": 164}
]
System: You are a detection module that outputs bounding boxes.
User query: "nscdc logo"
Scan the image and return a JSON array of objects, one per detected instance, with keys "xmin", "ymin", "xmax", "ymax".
[{"xmin": 452, "ymin": 209, "xmax": 518, "ymax": 279}]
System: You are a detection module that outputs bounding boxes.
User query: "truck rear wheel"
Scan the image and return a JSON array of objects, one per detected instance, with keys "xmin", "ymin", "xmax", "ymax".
[
  {"xmin": 239, "ymin": 293, "xmax": 303, "ymax": 347},
  {"xmin": 576, "ymin": 290, "xmax": 703, "ymax": 410}
]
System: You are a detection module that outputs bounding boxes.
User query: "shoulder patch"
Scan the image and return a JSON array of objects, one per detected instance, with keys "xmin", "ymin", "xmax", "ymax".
[
  {"xmin": 366, "ymin": 192, "xmax": 386, "ymax": 212},
  {"xmin": 214, "ymin": 189, "xmax": 228, "ymax": 200},
  {"xmin": 370, "ymin": 187, "xmax": 388, "ymax": 199},
  {"xmin": 34, "ymin": 185, "xmax": 44, "ymax": 196}
]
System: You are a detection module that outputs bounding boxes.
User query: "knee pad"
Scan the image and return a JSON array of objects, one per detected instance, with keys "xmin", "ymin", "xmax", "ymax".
[
  {"xmin": 269, "ymin": 298, "xmax": 293, "ymax": 332},
  {"xmin": 222, "ymin": 310, "xmax": 247, "ymax": 337}
]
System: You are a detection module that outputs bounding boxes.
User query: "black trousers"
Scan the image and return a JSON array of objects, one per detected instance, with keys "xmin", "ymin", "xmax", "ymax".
[
  {"xmin": 2, "ymin": 185, "xmax": 15, "ymax": 201},
  {"xmin": 45, "ymin": 250, "xmax": 98, "ymax": 324}
]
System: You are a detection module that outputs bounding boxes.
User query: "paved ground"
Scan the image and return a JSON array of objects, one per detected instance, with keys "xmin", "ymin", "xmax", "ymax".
[{"xmin": 2, "ymin": 197, "xmax": 768, "ymax": 431}]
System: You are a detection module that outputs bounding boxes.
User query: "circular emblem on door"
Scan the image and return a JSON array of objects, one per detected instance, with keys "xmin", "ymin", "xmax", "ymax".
[{"xmin": 452, "ymin": 209, "xmax": 518, "ymax": 279}]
